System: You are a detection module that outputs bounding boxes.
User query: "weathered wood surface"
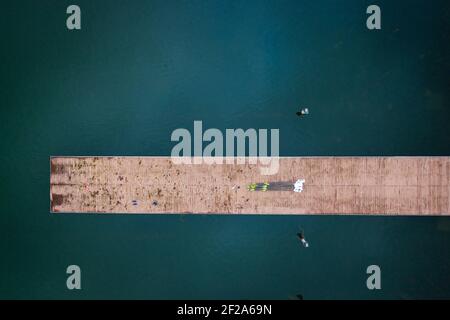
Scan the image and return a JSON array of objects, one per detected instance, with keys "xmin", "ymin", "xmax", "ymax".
[{"xmin": 50, "ymin": 157, "xmax": 450, "ymax": 215}]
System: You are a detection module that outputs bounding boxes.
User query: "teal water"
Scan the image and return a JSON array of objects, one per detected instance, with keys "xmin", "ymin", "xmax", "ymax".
[{"xmin": 1, "ymin": 0, "xmax": 450, "ymax": 299}]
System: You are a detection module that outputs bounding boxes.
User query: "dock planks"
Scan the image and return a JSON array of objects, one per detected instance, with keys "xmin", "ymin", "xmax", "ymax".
[{"xmin": 50, "ymin": 157, "xmax": 450, "ymax": 215}]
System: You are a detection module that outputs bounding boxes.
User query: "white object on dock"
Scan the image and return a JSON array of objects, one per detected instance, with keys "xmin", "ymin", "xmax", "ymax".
[{"xmin": 294, "ymin": 179, "xmax": 305, "ymax": 193}]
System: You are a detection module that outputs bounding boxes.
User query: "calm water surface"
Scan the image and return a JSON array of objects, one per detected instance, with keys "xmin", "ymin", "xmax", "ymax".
[{"xmin": 1, "ymin": 0, "xmax": 449, "ymax": 299}]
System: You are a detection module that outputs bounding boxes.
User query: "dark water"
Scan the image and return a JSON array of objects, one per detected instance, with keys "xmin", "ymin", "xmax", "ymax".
[{"xmin": 1, "ymin": 0, "xmax": 450, "ymax": 299}]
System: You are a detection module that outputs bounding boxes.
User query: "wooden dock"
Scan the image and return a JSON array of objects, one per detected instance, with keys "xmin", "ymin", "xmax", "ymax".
[{"xmin": 50, "ymin": 157, "xmax": 450, "ymax": 215}]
